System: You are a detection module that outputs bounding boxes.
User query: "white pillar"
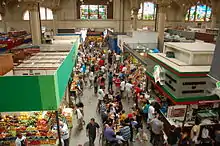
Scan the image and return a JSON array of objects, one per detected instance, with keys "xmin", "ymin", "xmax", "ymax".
[
  {"xmin": 72, "ymin": 0, "xmax": 77, "ymax": 20},
  {"xmin": 29, "ymin": 3, "xmax": 41, "ymax": 45},
  {"xmin": 2, "ymin": 16, "xmax": 7, "ymax": 32},
  {"xmin": 132, "ymin": 8, "xmax": 138, "ymax": 31},
  {"xmin": 158, "ymin": 5, "xmax": 167, "ymax": 52},
  {"xmin": 211, "ymin": 0, "xmax": 217, "ymax": 29},
  {"xmin": 52, "ymin": 10, "xmax": 57, "ymax": 35}
]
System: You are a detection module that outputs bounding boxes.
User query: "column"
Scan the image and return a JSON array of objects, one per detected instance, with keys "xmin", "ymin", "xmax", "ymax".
[
  {"xmin": 52, "ymin": 9, "xmax": 58, "ymax": 35},
  {"xmin": 158, "ymin": 4, "xmax": 167, "ymax": 52},
  {"xmin": 211, "ymin": 0, "xmax": 217, "ymax": 29},
  {"xmin": 117, "ymin": 0, "xmax": 123, "ymax": 32},
  {"xmin": 72, "ymin": 0, "xmax": 77, "ymax": 20},
  {"xmin": 28, "ymin": 3, "xmax": 41, "ymax": 45},
  {"xmin": 132, "ymin": 8, "xmax": 138, "ymax": 31},
  {"xmin": 2, "ymin": 14, "xmax": 7, "ymax": 32},
  {"xmin": 130, "ymin": 0, "xmax": 140, "ymax": 31}
]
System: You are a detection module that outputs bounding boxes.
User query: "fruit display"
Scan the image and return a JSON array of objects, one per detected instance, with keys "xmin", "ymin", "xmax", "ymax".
[
  {"xmin": 0, "ymin": 111, "xmax": 70, "ymax": 146},
  {"xmin": 62, "ymin": 108, "xmax": 73, "ymax": 128},
  {"xmin": 86, "ymin": 36, "xmax": 103, "ymax": 44}
]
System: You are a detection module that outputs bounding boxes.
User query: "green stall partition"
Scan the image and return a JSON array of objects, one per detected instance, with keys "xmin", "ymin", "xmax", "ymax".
[
  {"xmin": 54, "ymin": 40, "xmax": 79, "ymax": 105},
  {"xmin": 0, "ymin": 75, "xmax": 57, "ymax": 112}
]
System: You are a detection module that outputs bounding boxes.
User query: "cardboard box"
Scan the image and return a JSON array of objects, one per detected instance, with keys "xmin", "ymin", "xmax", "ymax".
[{"xmin": 0, "ymin": 54, "xmax": 13, "ymax": 75}]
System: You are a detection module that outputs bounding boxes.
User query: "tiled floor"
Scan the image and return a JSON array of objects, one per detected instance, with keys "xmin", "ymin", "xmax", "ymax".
[{"xmin": 69, "ymin": 85, "xmax": 153, "ymax": 146}]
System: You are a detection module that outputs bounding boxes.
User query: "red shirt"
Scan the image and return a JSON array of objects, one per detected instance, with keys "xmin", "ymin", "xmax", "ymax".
[
  {"xmin": 119, "ymin": 65, "xmax": 123, "ymax": 72},
  {"xmin": 114, "ymin": 78, "xmax": 121, "ymax": 87},
  {"xmin": 99, "ymin": 59, "xmax": 105, "ymax": 66},
  {"xmin": 134, "ymin": 86, "xmax": 141, "ymax": 94}
]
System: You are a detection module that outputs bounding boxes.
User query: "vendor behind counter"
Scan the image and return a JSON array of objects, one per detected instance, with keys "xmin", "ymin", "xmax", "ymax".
[{"xmin": 148, "ymin": 96, "xmax": 220, "ymax": 144}]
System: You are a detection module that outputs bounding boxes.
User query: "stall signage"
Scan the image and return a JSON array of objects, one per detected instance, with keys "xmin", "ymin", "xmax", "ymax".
[{"xmin": 167, "ymin": 105, "xmax": 187, "ymax": 120}]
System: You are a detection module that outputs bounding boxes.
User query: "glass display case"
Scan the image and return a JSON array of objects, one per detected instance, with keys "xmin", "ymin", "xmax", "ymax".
[{"xmin": 98, "ymin": 5, "xmax": 107, "ymax": 19}]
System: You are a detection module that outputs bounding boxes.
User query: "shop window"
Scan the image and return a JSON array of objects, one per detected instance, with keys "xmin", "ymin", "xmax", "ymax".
[
  {"xmin": 131, "ymin": 2, "xmax": 156, "ymax": 20},
  {"xmin": 80, "ymin": 5, "xmax": 107, "ymax": 20},
  {"xmin": 185, "ymin": 3, "xmax": 212, "ymax": 22},
  {"xmin": 182, "ymin": 90, "xmax": 204, "ymax": 94},
  {"xmin": 23, "ymin": 7, "xmax": 53, "ymax": 20},
  {"xmin": 182, "ymin": 81, "xmax": 206, "ymax": 86}
]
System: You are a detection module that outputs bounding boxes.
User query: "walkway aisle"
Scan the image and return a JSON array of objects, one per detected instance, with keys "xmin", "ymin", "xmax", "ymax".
[
  {"xmin": 69, "ymin": 46, "xmax": 152, "ymax": 146},
  {"xmin": 69, "ymin": 86, "xmax": 152, "ymax": 146},
  {"xmin": 69, "ymin": 86, "xmax": 101, "ymax": 146}
]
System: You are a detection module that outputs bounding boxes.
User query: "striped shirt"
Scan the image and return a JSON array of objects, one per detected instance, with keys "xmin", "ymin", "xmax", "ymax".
[{"xmin": 120, "ymin": 126, "xmax": 131, "ymax": 141}]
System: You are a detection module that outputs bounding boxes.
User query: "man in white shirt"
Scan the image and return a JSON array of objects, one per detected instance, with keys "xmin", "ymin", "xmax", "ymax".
[
  {"xmin": 120, "ymin": 79, "xmax": 125, "ymax": 98},
  {"xmin": 125, "ymin": 81, "xmax": 133, "ymax": 102},
  {"xmin": 97, "ymin": 88, "xmax": 105, "ymax": 112},
  {"xmin": 116, "ymin": 54, "xmax": 121, "ymax": 62},
  {"xmin": 60, "ymin": 121, "xmax": 70, "ymax": 146},
  {"xmin": 76, "ymin": 105, "xmax": 84, "ymax": 130},
  {"xmin": 15, "ymin": 133, "xmax": 27, "ymax": 146},
  {"xmin": 148, "ymin": 103, "xmax": 155, "ymax": 123},
  {"xmin": 89, "ymin": 71, "xmax": 94, "ymax": 88},
  {"xmin": 101, "ymin": 66, "xmax": 105, "ymax": 73},
  {"xmin": 122, "ymin": 66, "xmax": 127, "ymax": 73},
  {"xmin": 97, "ymin": 88, "xmax": 105, "ymax": 101}
]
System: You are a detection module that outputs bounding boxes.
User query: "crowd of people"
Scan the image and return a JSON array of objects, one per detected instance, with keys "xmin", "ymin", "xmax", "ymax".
[
  {"xmin": 69, "ymin": 40, "xmax": 220, "ymax": 146},
  {"xmin": 70, "ymin": 41, "xmax": 165, "ymax": 146}
]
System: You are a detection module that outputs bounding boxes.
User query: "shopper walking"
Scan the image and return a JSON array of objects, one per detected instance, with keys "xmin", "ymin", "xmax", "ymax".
[
  {"xmin": 89, "ymin": 71, "xmax": 94, "ymax": 88},
  {"xmin": 76, "ymin": 104, "xmax": 84, "ymax": 130},
  {"xmin": 125, "ymin": 80, "xmax": 133, "ymax": 103},
  {"xmin": 108, "ymin": 72, "xmax": 113, "ymax": 91},
  {"xmin": 167, "ymin": 125, "xmax": 179, "ymax": 146},
  {"xmin": 60, "ymin": 121, "xmax": 70, "ymax": 146},
  {"xmin": 97, "ymin": 87, "xmax": 105, "ymax": 112},
  {"xmin": 86, "ymin": 118, "xmax": 100, "ymax": 146},
  {"xmin": 120, "ymin": 79, "xmax": 125, "ymax": 99},
  {"xmin": 93, "ymin": 76, "xmax": 98, "ymax": 95},
  {"xmin": 150, "ymin": 113, "xmax": 164, "ymax": 145}
]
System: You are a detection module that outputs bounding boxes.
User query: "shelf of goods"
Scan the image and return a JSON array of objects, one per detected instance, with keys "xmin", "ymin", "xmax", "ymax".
[
  {"xmin": 0, "ymin": 31, "xmax": 32, "ymax": 50},
  {"xmin": 0, "ymin": 109, "xmax": 73, "ymax": 146},
  {"xmin": 0, "ymin": 44, "xmax": 7, "ymax": 53},
  {"xmin": 86, "ymin": 36, "xmax": 103, "ymax": 44}
]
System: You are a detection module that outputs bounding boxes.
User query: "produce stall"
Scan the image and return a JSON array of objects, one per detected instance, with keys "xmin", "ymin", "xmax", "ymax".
[
  {"xmin": 0, "ymin": 108, "xmax": 74, "ymax": 146},
  {"xmin": 0, "ymin": 31, "xmax": 32, "ymax": 50},
  {"xmin": 0, "ymin": 37, "xmax": 79, "ymax": 145},
  {"xmin": 0, "ymin": 44, "xmax": 7, "ymax": 53},
  {"xmin": 85, "ymin": 30, "xmax": 103, "ymax": 45}
]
